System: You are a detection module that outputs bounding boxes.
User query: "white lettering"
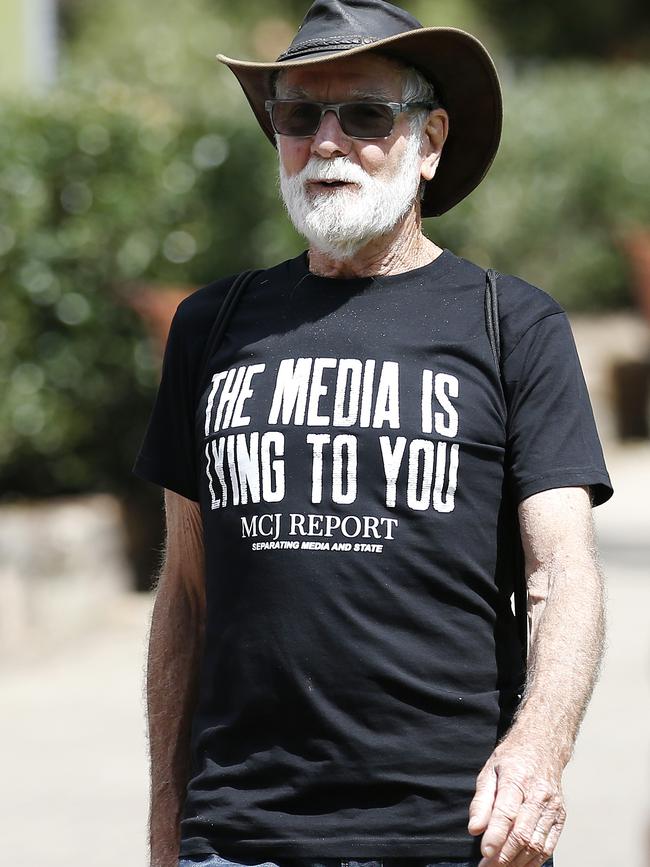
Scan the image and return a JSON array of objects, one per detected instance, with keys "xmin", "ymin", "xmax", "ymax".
[
  {"xmin": 306, "ymin": 433, "xmax": 330, "ymax": 504},
  {"xmin": 372, "ymin": 361, "xmax": 400, "ymax": 428},
  {"xmin": 379, "ymin": 435, "xmax": 407, "ymax": 508},
  {"xmin": 306, "ymin": 357, "xmax": 337, "ymax": 425},
  {"xmin": 231, "ymin": 364, "xmax": 265, "ymax": 427},
  {"xmin": 434, "ymin": 373, "xmax": 459, "ymax": 437},
  {"xmin": 332, "ymin": 359, "xmax": 362, "ymax": 426},
  {"xmin": 331, "ymin": 434, "xmax": 357, "ymax": 504},
  {"xmin": 268, "ymin": 358, "xmax": 312, "ymax": 425}
]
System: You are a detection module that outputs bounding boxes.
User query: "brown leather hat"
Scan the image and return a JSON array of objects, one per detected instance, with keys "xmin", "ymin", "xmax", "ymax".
[{"xmin": 216, "ymin": 0, "xmax": 502, "ymax": 217}]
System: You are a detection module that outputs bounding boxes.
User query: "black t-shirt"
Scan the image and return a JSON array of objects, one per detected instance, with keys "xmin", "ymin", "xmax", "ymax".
[{"xmin": 132, "ymin": 247, "xmax": 613, "ymax": 860}]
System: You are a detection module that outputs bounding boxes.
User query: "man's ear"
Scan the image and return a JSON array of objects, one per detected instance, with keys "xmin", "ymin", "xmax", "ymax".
[{"xmin": 420, "ymin": 108, "xmax": 449, "ymax": 181}]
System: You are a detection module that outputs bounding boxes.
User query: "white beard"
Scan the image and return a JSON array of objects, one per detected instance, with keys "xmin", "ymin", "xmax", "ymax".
[{"xmin": 277, "ymin": 125, "xmax": 428, "ymax": 262}]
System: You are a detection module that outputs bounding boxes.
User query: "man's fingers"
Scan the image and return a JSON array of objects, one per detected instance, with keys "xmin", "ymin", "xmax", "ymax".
[
  {"xmin": 541, "ymin": 820, "xmax": 564, "ymax": 856},
  {"xmin": 517, "ymin": 802, "xmax": 565, "ymax": 866},
  {"xmin": 478, "ymin": 787, "xmax": 566, "ymax": 867},
  {"xmin": 521, "ymin": 815, "xmax": 565, "ymax": 866},
  {"xmin": 478, "ymin": 777, "xmax": 526, "ymax": 858},
  {"xmin": 467, "ymin": 764, "xmax": 497, "ymax": 835},
  {"xmin": 495, "ymin": 781, "xmax": 554, "ymax": 864},
  {"xmin": 509, "ymin": 820, "xmax": 563, "ymax": 867}
]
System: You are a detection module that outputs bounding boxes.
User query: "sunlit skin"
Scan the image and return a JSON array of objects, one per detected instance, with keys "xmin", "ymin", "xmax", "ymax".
[{"xmin": 275, "ymin": 53, "xmax": 449, "ymax": 279}]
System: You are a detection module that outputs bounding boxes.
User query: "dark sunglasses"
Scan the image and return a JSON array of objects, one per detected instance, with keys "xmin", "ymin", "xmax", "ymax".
[{"xmin": 264, "ymin": 99, "xmax": 439, "ymax": 140}]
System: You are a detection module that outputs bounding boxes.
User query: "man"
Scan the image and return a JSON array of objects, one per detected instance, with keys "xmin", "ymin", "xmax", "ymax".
[{"xmin": 132, "ymin": 2, "xmax": 614, "ymax": 867}]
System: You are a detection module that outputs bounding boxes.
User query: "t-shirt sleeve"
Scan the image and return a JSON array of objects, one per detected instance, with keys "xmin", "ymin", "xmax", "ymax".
[
  {"xmin": 501, "ymin": 310, "xmax": 614, "ymax": 508},
  {"xmin": 131, "ymin": 303, "xmax": 200, "ymax": 502}
]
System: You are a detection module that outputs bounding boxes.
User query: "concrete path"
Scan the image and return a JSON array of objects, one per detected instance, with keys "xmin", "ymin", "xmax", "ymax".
[
  {"xmin": 0, "ymin": 591, "xmax": 152, "ymax": 866},
  {"xmin": 1, "ymin": 442, "xmax": 648, "ymax": 867}
]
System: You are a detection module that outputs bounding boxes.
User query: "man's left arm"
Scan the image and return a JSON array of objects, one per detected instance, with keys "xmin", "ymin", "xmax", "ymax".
[{"xmin": 467, "ymin": 483, "xmax": 607, "ymax": 866}]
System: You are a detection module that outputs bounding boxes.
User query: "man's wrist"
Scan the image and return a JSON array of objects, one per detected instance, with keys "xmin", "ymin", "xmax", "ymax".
[{"xmin": 505, "ymin": 703, "xmax": 575, "ymax": 768}]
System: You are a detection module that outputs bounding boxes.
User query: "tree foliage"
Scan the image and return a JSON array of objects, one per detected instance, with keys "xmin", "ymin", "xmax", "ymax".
[
  {"xmin": 2, "ymin": 0, "xmax": 648, "ymax": 498},
  {"xmin": 473, "ymin": 0, "xmax": 650, "ymax": 61}
]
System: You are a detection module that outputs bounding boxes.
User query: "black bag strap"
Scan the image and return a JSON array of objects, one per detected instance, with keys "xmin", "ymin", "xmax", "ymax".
[
  {"xmin": 485, "ymin": 267, "xmax": 529, "ymax": 669},
  {"xmin": 194, "ymin": 268, "xmax": 264, "ymax": 409},
  {"xmin": 485, "ymin": 268, "xmax": 502, "ymax": 368}
]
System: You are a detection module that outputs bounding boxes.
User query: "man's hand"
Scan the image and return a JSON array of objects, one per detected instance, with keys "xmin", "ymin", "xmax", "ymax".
[{"xmin": 467, "ymin": 733, "xmax": 566, "ymax": 866}]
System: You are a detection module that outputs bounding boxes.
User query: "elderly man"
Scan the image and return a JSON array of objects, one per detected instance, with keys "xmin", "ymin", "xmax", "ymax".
[{"xmin": 132, "ymin": 2, "xmax": 613, "ymax": 867}]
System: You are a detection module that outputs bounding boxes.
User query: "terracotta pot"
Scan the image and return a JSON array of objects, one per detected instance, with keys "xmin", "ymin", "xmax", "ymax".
[
  {"xmin": 116, "ymin": 282, "xmax": 194, "ymax": 355},
  {"xmin": 620, "ymin": 229, "xmax": 650, "ymax": 326}
]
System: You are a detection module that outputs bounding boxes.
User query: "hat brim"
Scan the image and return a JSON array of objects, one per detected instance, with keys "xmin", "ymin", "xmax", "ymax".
[{"xmin": 216, "ymin": 26, "xmax": 502, "ymax": 217}]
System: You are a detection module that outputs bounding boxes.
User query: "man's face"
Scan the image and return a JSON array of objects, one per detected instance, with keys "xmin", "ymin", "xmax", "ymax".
[{"xmin": 274, "ymin": 53, "xmax": 444, "ymax": 261}]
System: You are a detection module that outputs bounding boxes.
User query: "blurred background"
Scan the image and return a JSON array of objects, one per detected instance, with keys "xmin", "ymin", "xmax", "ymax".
[{"xmin": 0, "ymin": 1, "xmax": 649, "ymax": 865}]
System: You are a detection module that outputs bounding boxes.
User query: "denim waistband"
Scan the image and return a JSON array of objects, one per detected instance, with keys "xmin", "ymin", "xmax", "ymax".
[{"xmin": 178, "ymin": 856, "xmax": 555, "ymax": 867}]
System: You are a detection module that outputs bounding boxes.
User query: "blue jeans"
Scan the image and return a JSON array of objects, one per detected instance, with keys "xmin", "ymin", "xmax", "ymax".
[{"xmin": 178, "ymin": 856, "xmax": 555, "ymax": 867}]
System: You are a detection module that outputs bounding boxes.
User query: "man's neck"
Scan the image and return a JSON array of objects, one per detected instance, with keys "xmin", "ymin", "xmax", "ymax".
[{"xmin": 306, "ymin": 206, "xmax": 443, "ymax": 279}]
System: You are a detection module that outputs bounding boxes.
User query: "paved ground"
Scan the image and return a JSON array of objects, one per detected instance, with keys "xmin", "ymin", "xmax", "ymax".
[{"xmin": 1, "ymin": 442, "xmax": 648, "ymax": 867}]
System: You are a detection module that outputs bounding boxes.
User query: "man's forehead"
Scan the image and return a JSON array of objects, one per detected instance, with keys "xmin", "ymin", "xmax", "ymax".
[{"xmin": 277, "ymin": 55, "xmax": 404, "ymax": 99}]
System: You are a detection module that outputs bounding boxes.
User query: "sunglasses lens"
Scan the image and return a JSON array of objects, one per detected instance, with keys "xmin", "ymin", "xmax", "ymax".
[
  {"xmin": 340, "ymin": 103, "xmax": 394, "ymax": 137},
  {"xmin": 270, "ymin": 101, "xmax": 397, "ymax": 138},
  {"xmin": 272, "ymin": 101, "xmax": 321, "ymax": 136}
]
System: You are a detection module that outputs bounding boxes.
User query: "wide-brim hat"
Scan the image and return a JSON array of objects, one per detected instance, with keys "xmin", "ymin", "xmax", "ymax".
[{"xmin": 216, "ymin": 0, "xmax": 503, "ymax": 217}]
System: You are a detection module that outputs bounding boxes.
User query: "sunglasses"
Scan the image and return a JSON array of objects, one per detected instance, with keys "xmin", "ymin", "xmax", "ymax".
[{"xmin": 264, "ymin": 99, "xmax": 439, "ymax": 140}]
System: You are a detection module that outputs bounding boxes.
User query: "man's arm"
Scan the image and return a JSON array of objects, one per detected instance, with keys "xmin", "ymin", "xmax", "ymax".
[
  {"xmin": 468, "ymin": 484, "xmax": 607, "ymax": 866},
  {"xmin": 145, "ymin": 489, "xmax": 206, "ymax": 867}
]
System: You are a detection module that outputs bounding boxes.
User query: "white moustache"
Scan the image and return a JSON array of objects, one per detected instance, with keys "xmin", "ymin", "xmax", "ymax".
[{"xmin": 300, "ymin": 159, "xmax": 367, "ymax": 186}]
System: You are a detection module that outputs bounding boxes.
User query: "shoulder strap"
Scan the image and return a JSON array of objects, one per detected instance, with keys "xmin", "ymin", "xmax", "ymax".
[
  {"xmin": 485, "ymin": 268, "xmax": 501, "ymax": 368},
  {"xmin": 194, "ymin": 268, "xmax": 264, "ymax": 409},
  {"xmin": 484, "ymin": 268, "xmax": 529, "ymax": 671}
]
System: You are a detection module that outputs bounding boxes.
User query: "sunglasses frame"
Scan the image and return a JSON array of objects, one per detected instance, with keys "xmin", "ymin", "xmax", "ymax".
[{"xmin": 264, "ymin": 98, "xmax": 439, "ymax": 140}]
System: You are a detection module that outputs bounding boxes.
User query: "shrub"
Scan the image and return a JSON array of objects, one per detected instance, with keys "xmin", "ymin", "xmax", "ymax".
[{"xmin": 1, "ymin": 61, "xmax": 648, "ymax": 498}]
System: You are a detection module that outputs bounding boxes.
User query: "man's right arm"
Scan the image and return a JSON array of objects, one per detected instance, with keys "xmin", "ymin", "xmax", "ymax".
[{"xmin": 145, "ymin": 488, "xmax": 206, "ymax": 867}]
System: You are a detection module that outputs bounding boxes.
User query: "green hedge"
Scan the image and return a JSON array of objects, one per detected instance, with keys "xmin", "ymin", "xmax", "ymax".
[
  {"xmin": 439, "ymin": 61, "xmax": 650, "ymax": 310},
  {"xmin": 1, "ymin": 62, "xmax": 648, "ymax": 498},
  {"xmin": 0, "ymin": 90, "xmax": 288, "ymax": 499}
]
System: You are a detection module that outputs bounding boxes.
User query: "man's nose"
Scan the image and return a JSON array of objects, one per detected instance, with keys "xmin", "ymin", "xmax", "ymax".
[{"xmin": 311, "ymin": 109, "xmax": 352, "ymax": 157}]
